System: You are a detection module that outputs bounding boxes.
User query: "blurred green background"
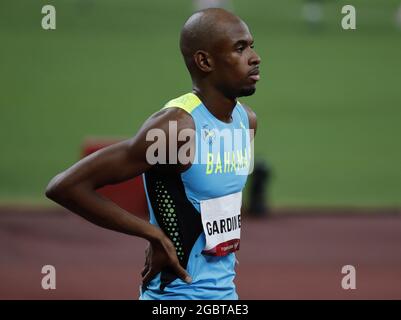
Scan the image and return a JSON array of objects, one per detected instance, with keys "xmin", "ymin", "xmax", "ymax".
[{"xmin": 0, "ymin": 0, "xmax": 400, "ymax": 207}]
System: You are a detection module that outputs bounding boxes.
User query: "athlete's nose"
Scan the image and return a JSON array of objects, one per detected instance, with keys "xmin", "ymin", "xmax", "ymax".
[{"xmin": 249, "ymin": 50, "xmax": 261, "ymax": 66}]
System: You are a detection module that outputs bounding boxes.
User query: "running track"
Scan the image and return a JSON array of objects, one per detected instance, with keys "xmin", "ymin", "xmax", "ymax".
[{"xmin": 1, "ymin": 207, "xmax": 400, "ymax": 299}]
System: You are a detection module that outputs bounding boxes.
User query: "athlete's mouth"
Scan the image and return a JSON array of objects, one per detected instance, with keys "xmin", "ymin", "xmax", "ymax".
[{"xmin": 248, "ymin": 67, "xmax": 260, "ymax": 81}]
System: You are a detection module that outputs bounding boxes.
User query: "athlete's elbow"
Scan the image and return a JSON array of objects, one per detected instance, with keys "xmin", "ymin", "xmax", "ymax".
[{"xmin": 45, "ymin": 172, "xmax": 70, "ymax": 203}]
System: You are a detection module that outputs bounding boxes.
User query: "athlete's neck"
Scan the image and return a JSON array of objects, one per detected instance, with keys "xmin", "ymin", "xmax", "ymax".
[{"xmin": 192, "ymin": 85, "xmax": 236, "ymax": 123}]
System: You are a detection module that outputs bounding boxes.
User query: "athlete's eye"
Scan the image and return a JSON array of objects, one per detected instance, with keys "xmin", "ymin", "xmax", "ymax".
[{"xmin": 236, "ymin": 46, "xmax": 245, "ymax": 53}]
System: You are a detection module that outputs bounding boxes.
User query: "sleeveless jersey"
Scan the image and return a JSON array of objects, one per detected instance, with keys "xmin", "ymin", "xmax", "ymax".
[{"xmin": 140, "ymin": 92, "xmax": 252, "ymax": 300}]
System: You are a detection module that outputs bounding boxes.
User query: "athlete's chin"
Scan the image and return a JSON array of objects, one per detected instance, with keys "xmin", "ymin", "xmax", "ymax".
[{"xmin": 238, "ymin": 86, "xmax": 256, "ymax": 97}]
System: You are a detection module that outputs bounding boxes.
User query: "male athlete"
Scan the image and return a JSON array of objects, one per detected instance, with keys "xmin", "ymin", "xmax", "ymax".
[{"xmin": 46, "ymin": 8, "xmax": 261, "ymax": 300}]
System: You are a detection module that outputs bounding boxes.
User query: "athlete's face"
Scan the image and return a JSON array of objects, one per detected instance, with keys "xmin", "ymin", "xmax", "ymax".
[{"xmin": 211, "ymin": 21, "xmax": 261, "ymax": 98}]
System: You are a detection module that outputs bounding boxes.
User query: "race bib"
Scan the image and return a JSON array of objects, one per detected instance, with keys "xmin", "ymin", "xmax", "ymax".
[{"xmin": 200, "ymin": 191, "xmax": 242, "ymax": 256}]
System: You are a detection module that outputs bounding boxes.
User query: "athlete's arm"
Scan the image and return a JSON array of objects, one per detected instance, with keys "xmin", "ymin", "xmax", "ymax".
[{"xmin": 45, "ymin": 107, "xmax": 195, "ymax": 284}]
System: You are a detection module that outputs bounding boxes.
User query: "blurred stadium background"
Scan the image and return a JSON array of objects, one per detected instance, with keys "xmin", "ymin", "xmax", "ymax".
[{"xmin": 0, "ymin": 0, "xmax": 400, "ymax": 299}]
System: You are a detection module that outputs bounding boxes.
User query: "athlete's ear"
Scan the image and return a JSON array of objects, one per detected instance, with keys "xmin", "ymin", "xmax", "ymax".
[{"xmin": 193, "ymin": 50, "xmax": 213, "ymax": 73}]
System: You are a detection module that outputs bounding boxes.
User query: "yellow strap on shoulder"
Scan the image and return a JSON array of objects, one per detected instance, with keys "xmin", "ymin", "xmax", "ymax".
[{"xmin": 163, "ymin": 93, "xmax": 201, "ymax": 114}]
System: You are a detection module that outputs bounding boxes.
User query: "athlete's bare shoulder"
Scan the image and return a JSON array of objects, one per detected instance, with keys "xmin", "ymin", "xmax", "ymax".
[
  {"xmin": 135, "ymin": 103, "xmax": 196, "ymax": 172},
  {"xmin": 145, "ymin": 106, "xmax": 195, "ymax": 133}
]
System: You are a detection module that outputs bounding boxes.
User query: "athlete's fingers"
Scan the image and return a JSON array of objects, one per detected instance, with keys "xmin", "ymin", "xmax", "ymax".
[
  {"xmin": 142, "ymin": 269, "xmax": 158, "ymax": 285},
  {"xmin": 144, "ymin": 248, "xmax": 150, "ymax": 266},
  {"xmin": 172, "ymin": 262, "xmax": 192, "ymax": 284},
  {"xmin": 141, "ymin": 264, "xmax": 149, "ymax": 277},
  {"xmin": 161, "ymin": 238, "xmax": 192, "ymax": 283},
  {"xmin": 141, "ymin": 246, "xmax": 151, "ymax": 277}
]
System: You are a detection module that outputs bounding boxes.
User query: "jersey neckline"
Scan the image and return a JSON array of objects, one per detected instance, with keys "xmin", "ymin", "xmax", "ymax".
[{"xmin": 191, "ymin": 92, "xmax": 239, "ymax": 126}]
